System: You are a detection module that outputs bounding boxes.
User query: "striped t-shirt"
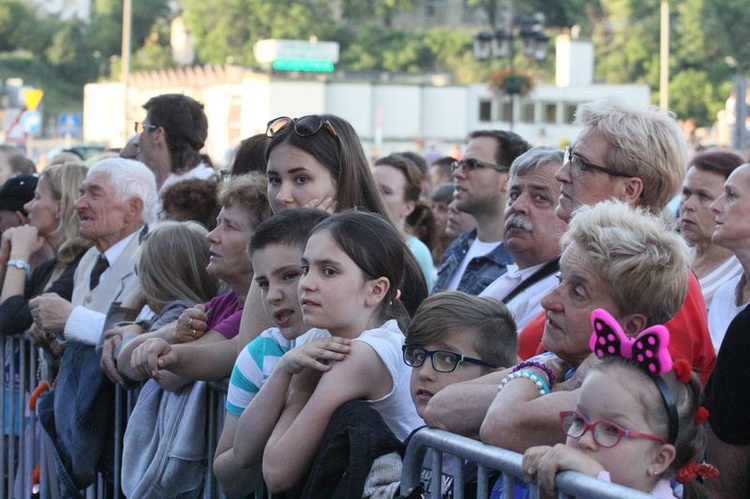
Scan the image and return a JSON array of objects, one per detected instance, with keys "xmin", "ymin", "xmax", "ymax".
[{"xmin": 226, "ymin": 327, "xmax": 329, "ymax": 416}]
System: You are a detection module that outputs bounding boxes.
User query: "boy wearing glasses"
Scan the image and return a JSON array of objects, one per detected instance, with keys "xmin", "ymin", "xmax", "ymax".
[{"xmin": 398, "ymin": 291, "xmax": 517, "ymax": 497}]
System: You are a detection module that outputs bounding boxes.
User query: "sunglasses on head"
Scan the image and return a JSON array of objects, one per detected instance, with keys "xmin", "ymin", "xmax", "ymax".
[{"xmin": 266, "ymin": 115, "xmax": 339, "ymax": 141}]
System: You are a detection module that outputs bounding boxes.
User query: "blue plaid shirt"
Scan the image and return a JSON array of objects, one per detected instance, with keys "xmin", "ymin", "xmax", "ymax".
[{"xmin": 432, "ymin": 229, "xmax": 513, "ymax": 296}]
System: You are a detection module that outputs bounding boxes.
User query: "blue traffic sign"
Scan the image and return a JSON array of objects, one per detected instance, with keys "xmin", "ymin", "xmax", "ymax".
[
  {"xmin": 22, "ymin": 110, "xmax": 42, "ymax": 134},
  {"xmin": 58, "ymin": 113, "xmax": 82, "ymax": 137}
]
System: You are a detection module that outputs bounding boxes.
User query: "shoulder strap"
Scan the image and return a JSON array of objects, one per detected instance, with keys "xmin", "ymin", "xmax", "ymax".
[{"xmin": 502, "ymin": 257, "xmax": 560, "ymax": 304}]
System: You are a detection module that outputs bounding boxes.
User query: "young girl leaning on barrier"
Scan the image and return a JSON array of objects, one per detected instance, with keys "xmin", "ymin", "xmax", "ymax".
[{"xmin": 522, "ymin": 308, "xmax": 718, "ymax": 498}]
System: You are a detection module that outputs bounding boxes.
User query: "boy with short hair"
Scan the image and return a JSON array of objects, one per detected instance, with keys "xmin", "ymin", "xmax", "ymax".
[
  {"xmin": 213, "ymin": 208, "xmax": 336, "ymax": 497},
  {"xmin": 401, "ymin": 291, "xmax": 517, "ymax": 497}
]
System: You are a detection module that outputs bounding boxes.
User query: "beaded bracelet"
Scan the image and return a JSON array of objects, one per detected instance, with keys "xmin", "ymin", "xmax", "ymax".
[
  {"xmin": 498, "ymin": 369, "xmax": 551, "ymax": 396},
  {"xmin": 512, "ymin": 360, "xmax": 556, "ymax": 386}
]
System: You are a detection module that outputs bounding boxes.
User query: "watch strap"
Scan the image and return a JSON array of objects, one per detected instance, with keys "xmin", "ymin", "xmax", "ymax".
[{"xmin": 7, "ymin": 259, "xmax": 30, "ymax": 272}]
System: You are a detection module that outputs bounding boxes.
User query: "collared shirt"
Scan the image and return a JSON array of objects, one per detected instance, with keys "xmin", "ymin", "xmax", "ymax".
[
  {"xmin": 480, "ymin": 262, "xmax": 560, "ymax": 330},
  {"xmin": 96, "ymin": 230, "xmax": 138, "ymax": 285},
  {"xmin": 64, "ymin": 228, "xmax": 143, "ymax": 346},
  {"xmin": 432, "ymin": 229, "xmax": 513, "ymax": 296}
]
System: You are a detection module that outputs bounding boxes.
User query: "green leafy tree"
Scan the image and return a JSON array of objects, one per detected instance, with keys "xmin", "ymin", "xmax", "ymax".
[
  {"xmin": 341, "ymin": 0, "xmax": 420, "ymax": 27},
  {"xmin": 46, "ymin": 21, "xmax": 96, "ymax": 82},
  {"xmin": 131, "ymin": 20, "xmax": 175, "ymax": 72},
  {"xmin": 88, "ymin": 0, "xmax": 171, "ymax": 60},
  {"xmin": 181, "ymin": 0, "xmax": 338, "ymax": 66},
  {"xmin": 704, "ymin": 0, "xmax": 750, "ymax": 73},
  {"xmin": 0, "ymin": 0, "xmax": 57, "ymax": 53}
]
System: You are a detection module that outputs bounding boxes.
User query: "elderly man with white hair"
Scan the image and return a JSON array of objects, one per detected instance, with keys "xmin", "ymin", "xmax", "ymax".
[
  {"xmin": 29, "ymin": 157, "xmax": 157, "ymax": 495},
  {"xmin": 29, "ymin": 158, "xmax": 157, "ymax": 344}
]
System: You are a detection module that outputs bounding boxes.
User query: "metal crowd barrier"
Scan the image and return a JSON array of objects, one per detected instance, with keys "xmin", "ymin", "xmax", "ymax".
[
  {"xmin": 401, "ymin": 428, "xmax": 654, "ymax": 499},
  {"xmin": 4, "ymin": 332, "xmax": 655, "ymax": 499},
  {"xmin": 0, "ymin": 334, "xmax": 231, "ymax": 499}
]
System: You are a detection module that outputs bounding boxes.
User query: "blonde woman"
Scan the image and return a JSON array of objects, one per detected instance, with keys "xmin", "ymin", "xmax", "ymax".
[{"xmin": 0, "ymin": 162, "xmax": 91, "ymax": 349}]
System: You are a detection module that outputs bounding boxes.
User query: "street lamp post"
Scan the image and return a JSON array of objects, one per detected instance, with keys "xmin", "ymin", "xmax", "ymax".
[
  {"xmin": 473, "ymin": 12, "xmax": 548, "ymax": 132},
  {"xmin": 726, "ymin": 56, "xmax": 748, "ymax": 153}
]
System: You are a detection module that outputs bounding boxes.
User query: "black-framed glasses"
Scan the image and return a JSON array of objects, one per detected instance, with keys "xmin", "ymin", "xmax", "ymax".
[
  {"xmin": 266, "ymin": 115, "xmax": 339, "ymax": 141},
  {"xmin": 451, "ymin": 158, "xmax": 509, "ymax": 174},
  {"xmin": 559, "ymin": 410, "xmax": 667, "ymax": 448},
  {"xmin": 134, "ymin": 122, "xmax": 158, "ymax": 134},
  {"xmin": 402, "ymin": 344, "xmax": 494, "ymax": 373},
  {"xmin": 563, "ymin": 146, "xmax": 631, "ymax": 178}
]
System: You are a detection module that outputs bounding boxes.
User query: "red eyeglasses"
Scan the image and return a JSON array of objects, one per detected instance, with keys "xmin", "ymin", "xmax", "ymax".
[{"xmin": 560, "ymin": 410, "xmax": 667, "ymax": 448}]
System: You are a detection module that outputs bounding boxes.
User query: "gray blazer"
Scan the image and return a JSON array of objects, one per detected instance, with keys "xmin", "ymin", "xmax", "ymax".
[{"xmin": 64, "ymin": 229, "xmax": 144, "ymax": 345}]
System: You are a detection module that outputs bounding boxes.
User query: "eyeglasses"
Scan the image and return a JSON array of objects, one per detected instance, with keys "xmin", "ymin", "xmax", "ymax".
[
  {"xmin": 563, "ymin": 146, "xmax": 631, "ymax": 178},
  {"xmin": 402, "ymin": 344, "xmax": 494, "ymax": 373},
  {"xmin": 559, "ymin": 410, "xmax": 666, "ymax": 448},
  {"xmin": 134, "ymin": 122, "xmax": 158, "ymax": 134},
  {"xmin": 451, "ymin": 158, "xmax": 509, "ymax": 174},
  {"xmin": 266, "ymin": 115, "xmax": 339, "ymax": 141}
]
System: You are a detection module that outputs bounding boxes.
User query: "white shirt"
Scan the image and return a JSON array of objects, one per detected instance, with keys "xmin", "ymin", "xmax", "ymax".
[
  {"xmin": 65, "ymin": 230, "xmax": 140, "ymax": 346},
  {"xmin": 708, "ymin": 274, "xmax": 748, "ymax": 353},
  {"xmin": 698, "ymin": 255, "xmax": 742, "ymax": 310},
  {"xmin": 445, "ymin": 238, "xmax": 500, "ymax": 291},
  {"xmin": 480, "ymin": 262, "xmax": 560, "ymax": 330},
  {"xmin": 160, "ymin": 162, "xmax": 217, "ymax": 193}
]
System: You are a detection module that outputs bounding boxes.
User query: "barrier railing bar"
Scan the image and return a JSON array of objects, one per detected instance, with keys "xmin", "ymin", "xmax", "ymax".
[
  {"xmin": 8, "ymin": 336, "xmax": 16, "ymax": 496},
  {"xmin": 402, "ymin": 428, "xmax": 654, "ymax": 499},
  {"xmin": 1, "ymin": 336, "xmax": 5, "ymax": 495},
  {"xmin": 114, "ymin": 385, "xmax": 123, "ymax": 498},
  {"xmin": 453, "ymin": 454, "xmax": 464, "ymax": 499}
]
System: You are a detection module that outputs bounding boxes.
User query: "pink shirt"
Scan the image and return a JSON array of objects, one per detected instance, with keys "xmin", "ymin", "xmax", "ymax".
[{"xmin": 204, "ymin": 291, "xmax": 243, "ymax": 339}]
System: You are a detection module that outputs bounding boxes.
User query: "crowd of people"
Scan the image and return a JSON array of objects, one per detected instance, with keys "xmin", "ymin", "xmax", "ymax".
[{"xmin": 0, "ymin": 92, "xmax": 747, "ymax": 498}]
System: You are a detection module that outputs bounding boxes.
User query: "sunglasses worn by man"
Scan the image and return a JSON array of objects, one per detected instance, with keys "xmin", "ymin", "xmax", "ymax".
[{"xmin": 450, "ymin": 158, "xmax": 509, "ymax": 174}]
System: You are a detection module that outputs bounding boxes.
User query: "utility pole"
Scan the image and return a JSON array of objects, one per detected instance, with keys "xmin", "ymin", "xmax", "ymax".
[
  {"xmin": 121, "ymin": 0, "xmax": 132, "ymax": 145},
  {"xmin": 659, "ymin": 0, "xmax": 669, "ymax": 111}
]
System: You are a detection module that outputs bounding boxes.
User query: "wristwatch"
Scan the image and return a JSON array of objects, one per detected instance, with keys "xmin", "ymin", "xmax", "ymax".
[{"xmin": 7, "ymin": 259, "xmax": 30, "ymax": 272}]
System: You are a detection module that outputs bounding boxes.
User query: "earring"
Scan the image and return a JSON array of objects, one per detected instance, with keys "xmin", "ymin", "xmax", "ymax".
[{"xmin": 650, "ymin": 469, "xmax": 660, "ymax": 476}]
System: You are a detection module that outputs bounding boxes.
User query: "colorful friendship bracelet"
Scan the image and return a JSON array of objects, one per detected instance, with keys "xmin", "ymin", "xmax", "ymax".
[
  {"xmin": 498, "ymin": 369, "xmax": 551, "ymax": 396},
  {"xmin": 512, "ymin": 360, "xmax": 556, "ymax": 386}
]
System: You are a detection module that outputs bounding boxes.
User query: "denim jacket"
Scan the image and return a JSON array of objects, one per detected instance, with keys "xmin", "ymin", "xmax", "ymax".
[{"xmin": 432, "ymin": 229, "xmax": 513, "ymax": 296}]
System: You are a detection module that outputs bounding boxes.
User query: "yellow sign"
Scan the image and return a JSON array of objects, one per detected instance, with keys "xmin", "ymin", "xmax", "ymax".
[{"xmin": 21, "ymin": 88, "xmax": 44, "ymax": 110}]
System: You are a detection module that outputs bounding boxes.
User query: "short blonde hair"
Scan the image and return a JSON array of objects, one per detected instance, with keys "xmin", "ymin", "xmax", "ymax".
[
  {"xmin": 575, "ymin": 97, "xmax": 686, "ymax": 212},
  {"xmin": 564, "ymin": 200, "xmax": 688, "ymax": 325},
  {"xmin": 217, "ymin": 172, "xmax": 271, "ymax": 229}
]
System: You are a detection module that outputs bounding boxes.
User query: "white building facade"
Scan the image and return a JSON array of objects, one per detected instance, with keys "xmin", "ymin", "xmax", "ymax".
[{"xmin": 83, "ymin": 37, "xmax": 650, "ymax": 164}]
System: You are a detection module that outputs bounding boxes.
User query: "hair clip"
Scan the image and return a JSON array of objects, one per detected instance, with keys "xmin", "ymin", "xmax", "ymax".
[
  {"xmin": 673, "ymin": 359, "xmax": 691, "ymax": 383},
  {"xmin": 676, "ymin": 462, "xmax": 720, "ymax": 484},
  {"xmin": 589, "ymin": 309, "xmax": 673, "ymax": 376},
  {"xmin": 694, "ymin": 406, "xmax": 710, "ymax": 426}
]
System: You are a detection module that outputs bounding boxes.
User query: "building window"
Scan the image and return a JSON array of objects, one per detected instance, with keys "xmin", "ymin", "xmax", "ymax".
[
  {"xmin": 543, "ymin": 103, "xmax": 557, "ymax": 124},
  {"xmin": 479, "ymin": 99, "xmax": 492, "ymax": 122},
  {"xmin": 521, "ymin": 101, "xmax": 535, "ymax": 123},
  {"xmin": 425, "ymin": 0, "xmax": 436, "ymax": 16},
  {"xmin": 499, "ymin": 100, "xmax": 512, "ymax": 123}
]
